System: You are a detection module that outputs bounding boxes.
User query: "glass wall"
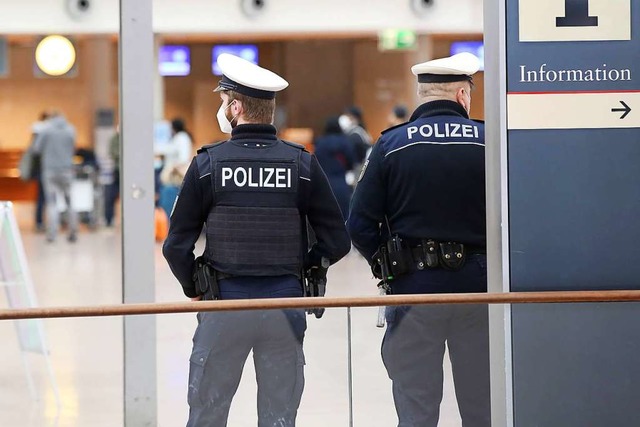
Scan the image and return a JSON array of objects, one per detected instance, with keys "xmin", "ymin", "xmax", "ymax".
[{"xmin": 0, "ymin": 4, "xmax": 124, "ymax": 426}]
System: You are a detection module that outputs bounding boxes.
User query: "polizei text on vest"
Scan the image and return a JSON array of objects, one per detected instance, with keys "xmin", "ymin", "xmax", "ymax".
[
  {"xmin": 221, "ymin": 166, "xmax": 292, "ymax": 188},
  {"xmin": 407, "ymin": 122, "xmax": 480, "ymax": 140}
]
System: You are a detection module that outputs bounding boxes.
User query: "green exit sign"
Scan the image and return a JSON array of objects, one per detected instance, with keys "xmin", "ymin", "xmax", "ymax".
[{"xmin": 378, "ymin": 29, "xmax": 417, "ymax": 51}]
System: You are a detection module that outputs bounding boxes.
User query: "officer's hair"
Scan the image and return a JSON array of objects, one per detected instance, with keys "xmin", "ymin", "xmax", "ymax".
[
  {"xmin": 417, "ymin": 81, "xmax": 472, "ymax": 100},
  {"xmin": 227, "ymin": 91, "xmax": 276, "ymax": 124}
]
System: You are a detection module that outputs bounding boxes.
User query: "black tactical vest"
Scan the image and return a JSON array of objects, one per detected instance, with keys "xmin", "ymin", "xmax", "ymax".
[{"xmin": 202, "ymin": 139, "xmax": 310, "ymax": 277}]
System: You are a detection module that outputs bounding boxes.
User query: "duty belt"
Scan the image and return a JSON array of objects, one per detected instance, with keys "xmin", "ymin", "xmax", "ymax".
[
  {"xmin": 377, "ymin": 236, "xmax": 485, "ymax": 278},
  {"xmin": 410, "ymin": 243, "xmax": 486, "ymax": 259}
]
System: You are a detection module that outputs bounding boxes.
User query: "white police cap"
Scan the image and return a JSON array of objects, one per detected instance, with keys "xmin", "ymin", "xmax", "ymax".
[
  {"xmin": 214, "ymin": 53, "xmax": 289, "ymax": 100},
  {"xmin": 411, "ymin": 52, "xmax": 480, "ymax": 84}
]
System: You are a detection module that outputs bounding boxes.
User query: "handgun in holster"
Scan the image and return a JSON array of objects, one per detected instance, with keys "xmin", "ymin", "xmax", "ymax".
[
  {"xmin": 303, "ymin": 257, "xmax": 329, "ymax": 319},
  {"xmin": 193, "ymin": 256, "xmax": 221, "ymax": 300}
]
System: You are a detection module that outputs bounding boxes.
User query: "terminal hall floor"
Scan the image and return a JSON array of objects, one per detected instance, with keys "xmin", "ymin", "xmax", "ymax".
[{"xmin": 0, "ymin": 203, "xmax": 465, "ymax": 427}]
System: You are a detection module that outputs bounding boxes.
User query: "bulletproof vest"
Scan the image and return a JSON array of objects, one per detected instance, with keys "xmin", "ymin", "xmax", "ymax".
[{"xmin": 203, "ymin": 139, "xmax": 309, "ymax": 277}]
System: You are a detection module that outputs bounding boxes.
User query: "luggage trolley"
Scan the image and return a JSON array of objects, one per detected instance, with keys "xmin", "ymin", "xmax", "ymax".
[{"xmin": 56, "ymin": 163, "xmax": 101, "ymax": 230}]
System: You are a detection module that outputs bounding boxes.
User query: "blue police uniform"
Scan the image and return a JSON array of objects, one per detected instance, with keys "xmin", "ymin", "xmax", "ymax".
[
  {"xmin": 347, "ymin": 99, "xmax": 490, "ymax": 427},
  {"xmin": 163, "ymin": 123, "xmax": 350, "ymax": 426}
]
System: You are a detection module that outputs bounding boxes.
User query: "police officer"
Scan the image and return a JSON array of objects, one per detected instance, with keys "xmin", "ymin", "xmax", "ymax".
[
  {"xmin": 163, "ymin": 54, "xmax": 351, "ymax": 427},
  {"xmin": 347, "ymin": 53, "xmax": 490, "ymax": 427}
]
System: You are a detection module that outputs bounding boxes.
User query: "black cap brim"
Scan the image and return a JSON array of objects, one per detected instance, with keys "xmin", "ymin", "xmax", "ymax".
[
  {"xmin": 417, "ymin": 74, "xmax": 473, "ymax": 84},
  {"xmin": 213, "ymin": 75, "xmax": 276, "ymax": 99}
]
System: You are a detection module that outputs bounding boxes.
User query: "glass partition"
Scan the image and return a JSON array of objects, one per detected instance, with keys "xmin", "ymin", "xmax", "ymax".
[
  {"xmin": 0, "ymin": 3, "xmax": 124, "ymax": 425},
  {"xmin": 351, "ymin": 303, "xmax": 490, "ymax": 426},
  {"xmin": 0, "ymin": 313, "xmax": 123, "ymax": 426},
  {"xmin": 0, "ymin": 301, "xmax": 352, "ymax": 426},
  {"xmin": 4, "ymin": 300, "xmax": 640, "ymax": 425},
  {"xmin": 0, "ymin": 32, "xmax": 122, "ymax": 305}
]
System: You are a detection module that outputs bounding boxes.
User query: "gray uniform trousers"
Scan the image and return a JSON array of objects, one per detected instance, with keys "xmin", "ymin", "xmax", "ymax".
[{"xmin": 186, "ymin": 276, "xmax": 306, "ymax": 427}]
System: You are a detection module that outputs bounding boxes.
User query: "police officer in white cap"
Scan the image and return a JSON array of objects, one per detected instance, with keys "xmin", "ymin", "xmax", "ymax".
[
  {"xmin": 347, "ymin": 52, "xmax": 490, "ymax": 427},
  {"xmin": 163, "ymin": 54, "xmax": 350, "ymax": 426}
]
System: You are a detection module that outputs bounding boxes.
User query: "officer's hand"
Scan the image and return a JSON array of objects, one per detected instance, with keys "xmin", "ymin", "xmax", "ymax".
[{"xmin": 190, "ymin": 295, "xmax": 202, "ymax": 302}]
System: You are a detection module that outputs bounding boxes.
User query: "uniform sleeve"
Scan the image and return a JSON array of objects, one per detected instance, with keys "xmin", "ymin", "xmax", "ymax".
[
  {"xmin": 162, "ymin": 156, "xmax": 209, "ymax": 298},
  {"xmin": 306, "ymin": 153, "xmax": 351, "ymax": 267},
  {"xmin": 346, "ymin": 138, "xmax": 387, "ymax": 264}
]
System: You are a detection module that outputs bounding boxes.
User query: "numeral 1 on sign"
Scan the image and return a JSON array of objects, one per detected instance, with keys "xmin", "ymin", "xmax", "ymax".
[{"xmin": 556, "ymin": 0, "xmax": 599, "ymax": 27}]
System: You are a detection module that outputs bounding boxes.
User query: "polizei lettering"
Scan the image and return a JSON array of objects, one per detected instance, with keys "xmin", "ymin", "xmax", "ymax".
[
  {"xmin": 221, "ymin": 166, "xmax": 292, "ymax": 188},
  {"xmin": 406, "ymin": 123, "xmax": 479, "ymax": 140}
]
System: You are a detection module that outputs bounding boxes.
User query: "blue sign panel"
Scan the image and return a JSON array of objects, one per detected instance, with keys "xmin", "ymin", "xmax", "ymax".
[
  {"xmin": 507, "ymin": 0, "xmax": 640, "ymax": 290},
  {"xmin": 506, "ymin": 2, "xmax": 640, "ymax": 426}
]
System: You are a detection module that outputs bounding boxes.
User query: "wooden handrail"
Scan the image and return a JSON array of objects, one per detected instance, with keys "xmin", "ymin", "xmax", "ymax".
[{"xmin": 2, "ymin": 290, "xmax": 640, "ymax": 320}]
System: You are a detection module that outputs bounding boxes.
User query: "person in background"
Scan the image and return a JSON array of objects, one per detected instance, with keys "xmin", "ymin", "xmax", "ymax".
[
  {"xmin": 387, "ymin": 104, "xmax": 408, "ymax": 127},
  {"xmin": 339, "ymin": 105, "xmax": 372, "ymax": 165},
  {"xmin": 34, "ymin": 111, "xmax": 78, "ymax": 243},
  {"xmin": 338, "ymin": 105, "xmax": 373, "ymax": 188},
  {"xmin": 313, "ymin": 116, "xmax": 355, "ymax": 218},
  {"xmin": 30, "ymin": 111, "xmax": 50, "ymax": 232},
  {"xmin": 157, "ymin": 118, "xmax": 193, "ymax": 218},
  {"xmin": 104, "ymin": 127, "xmax": 120, "ymax": 227}
]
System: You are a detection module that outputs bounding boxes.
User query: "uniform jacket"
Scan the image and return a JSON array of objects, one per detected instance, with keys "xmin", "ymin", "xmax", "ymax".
[
  {"xmin": 163, "ymin": 124, "xmax": 351, "ymax": 297},
  {"xmin": 347, "ymin": 100, "xmax": 486, "ymax": 263}
]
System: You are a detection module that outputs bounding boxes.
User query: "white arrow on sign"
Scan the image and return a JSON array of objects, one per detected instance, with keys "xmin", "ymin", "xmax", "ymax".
[{"xmin": 507, "ymin": 91, "xmax": 639, "ymax": 129}]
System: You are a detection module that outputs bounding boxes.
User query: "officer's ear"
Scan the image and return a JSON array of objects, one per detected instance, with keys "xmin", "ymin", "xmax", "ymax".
[
  {"xmin": 455, "ymin": 87, "xmax": 471, "ymax": 114},
  {"xmin": 231, "ymin": 99, "xmax": 244, "ymax": 117}
]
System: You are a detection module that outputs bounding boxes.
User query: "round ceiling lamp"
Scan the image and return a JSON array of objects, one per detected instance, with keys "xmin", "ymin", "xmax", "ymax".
[{"xmin": 35, "ymin": 35, "xmax": 76, "ymax": 76}]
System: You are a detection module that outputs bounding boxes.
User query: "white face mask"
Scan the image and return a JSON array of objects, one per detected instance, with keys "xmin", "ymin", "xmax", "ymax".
[
  {"xmin": 338, "ymin": 114, "xmax": 355, "ymax": 132},
  {"xmin": 216, "ymin": 100, "xmax": 236, "ymax": 134}
]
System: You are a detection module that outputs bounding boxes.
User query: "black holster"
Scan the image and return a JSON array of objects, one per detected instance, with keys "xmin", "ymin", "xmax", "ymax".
[
  {"xmin": 373, "ymin": 236, "xmax": 470, "ymax": 279},
  {"xmin": 193, "ymin": 256, "xmax": 221, "ymax": 300},
  {"xmin": 438, "ymin": 242, "xmax": 466, "ymax": 271},
  {"xmin": 303, "ymin": 257, "xmax": 329, "ymax": 319}
]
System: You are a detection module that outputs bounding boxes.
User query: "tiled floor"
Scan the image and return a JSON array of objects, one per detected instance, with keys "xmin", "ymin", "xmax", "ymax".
[{"xmin": 1, "ymin": 203, "xmax": 464, "ymax": 427}]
